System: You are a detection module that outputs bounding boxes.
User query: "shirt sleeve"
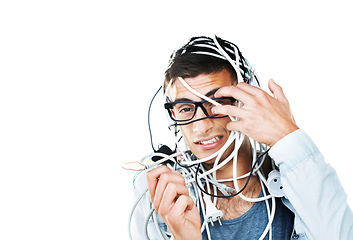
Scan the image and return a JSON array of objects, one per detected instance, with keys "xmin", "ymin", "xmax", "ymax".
[{"xmin": 269, "ymin": 129, "xmax": 353, "ymax": 239}]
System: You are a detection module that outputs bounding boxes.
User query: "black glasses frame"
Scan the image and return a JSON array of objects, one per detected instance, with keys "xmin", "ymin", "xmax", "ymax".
[{"xmin": 164, "ymin": 97, "xmax": 237, "ymax": 123}]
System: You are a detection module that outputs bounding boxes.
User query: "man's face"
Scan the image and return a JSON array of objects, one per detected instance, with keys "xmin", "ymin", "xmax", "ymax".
[{"xmin": 168, "ymin": 69, "xmax": 235, "ymax": 162}]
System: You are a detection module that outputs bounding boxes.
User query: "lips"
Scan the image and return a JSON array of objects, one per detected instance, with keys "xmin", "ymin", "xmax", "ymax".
[
  {"xmin": 197, "ymin": 136, "xmax": 221, "ymax": 145},
  {"xmin": 195, "ymin": 136, "xmax": 223, "ymax": 150}
]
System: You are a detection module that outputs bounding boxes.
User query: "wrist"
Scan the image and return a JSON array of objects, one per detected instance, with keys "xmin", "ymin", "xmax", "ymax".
[
  {"xmin": 269, "ymin": 124, "xmax": 299, "ymax": 147},
  {"xmin": 269, "ymin": 129, "xmax": 321, "ymax": 173}
]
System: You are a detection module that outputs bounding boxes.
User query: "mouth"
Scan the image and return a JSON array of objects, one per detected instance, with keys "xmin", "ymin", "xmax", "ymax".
[
  {"xmin": 195, "ymin": 136, "xmax": 224, "ymax": 151},
  {"xmin": 196, "ymin": 136, "xmax": 222, "ymax": 145}
]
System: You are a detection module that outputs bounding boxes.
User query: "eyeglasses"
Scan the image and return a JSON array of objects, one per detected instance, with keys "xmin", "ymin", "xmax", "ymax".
[{"xmin": 164, "ymin": 97, "xmax": 237, "ymax": 124}]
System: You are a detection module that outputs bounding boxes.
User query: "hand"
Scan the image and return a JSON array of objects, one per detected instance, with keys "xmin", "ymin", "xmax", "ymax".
[
  {"xmin": 146, "ymin": 166, "xmax": 202, "ymax": 240},
  {"xmin": 212, "ymin": 79, "xmax": 299, "ymax": 147}
]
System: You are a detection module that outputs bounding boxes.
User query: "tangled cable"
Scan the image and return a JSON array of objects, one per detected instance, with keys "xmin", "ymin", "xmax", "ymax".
[{"xmin": 127, "ymin": 35, "xmax": 278, "ymax": 240}]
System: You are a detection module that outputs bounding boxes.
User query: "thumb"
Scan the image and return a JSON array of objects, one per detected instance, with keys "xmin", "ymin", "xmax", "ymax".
[{"xmin": 268, "ymin": 79, "xmax": 289, "ymax": 104}]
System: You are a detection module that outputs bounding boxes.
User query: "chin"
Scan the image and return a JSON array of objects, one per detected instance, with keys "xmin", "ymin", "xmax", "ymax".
[
  {"xmin": 192, "ymin": 148, "xmax": 222, "ymax": 162},
  {"xmin": 194, "ymin": 141, "xmax": 235, "ymax": 164}
]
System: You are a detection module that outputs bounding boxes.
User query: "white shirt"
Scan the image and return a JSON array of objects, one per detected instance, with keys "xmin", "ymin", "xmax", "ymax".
[{"xmin": 269, "ymin": 129, "xmax": 353, "ymax": 239}]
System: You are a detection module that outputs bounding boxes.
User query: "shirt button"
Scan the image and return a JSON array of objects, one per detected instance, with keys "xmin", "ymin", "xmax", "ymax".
[{"xmin": 292, "ymin": 234, "xmax": 299, "ymax": 239}]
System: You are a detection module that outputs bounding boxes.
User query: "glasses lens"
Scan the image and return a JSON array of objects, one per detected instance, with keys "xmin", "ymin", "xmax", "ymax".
[{"xmin": 173, "ymin": 102, "xmax": 196, "ymax": 121}]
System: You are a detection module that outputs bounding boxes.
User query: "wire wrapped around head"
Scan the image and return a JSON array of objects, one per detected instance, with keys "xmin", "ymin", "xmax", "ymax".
[
  {"xmin": 163, "ymin": 35, "xmax": 261, "ymax": 135},
  {"xmin": 161, "ymin": 35, "xmax": 260, "ymax": 168},
  {"xmin": 165, "ymin": 35, "xmax": 260, "ymax": 88}
]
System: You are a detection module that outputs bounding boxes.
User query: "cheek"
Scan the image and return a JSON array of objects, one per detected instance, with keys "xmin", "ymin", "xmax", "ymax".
[
  {"xmin": 179, "ymin": 126, "xmax": 193, "ymax": 145},
  {"xmin": 216, "ymin": 117, "xmax": 232, "ymax": 129}
]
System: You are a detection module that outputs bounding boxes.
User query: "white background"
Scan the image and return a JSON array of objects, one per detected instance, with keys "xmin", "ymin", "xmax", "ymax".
[{"xmin": 1, "ymin": 1, "xmax": 352, "ymax": 239}]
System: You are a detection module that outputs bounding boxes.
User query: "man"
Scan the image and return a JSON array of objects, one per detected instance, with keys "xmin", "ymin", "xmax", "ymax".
[{"xmin": 130, "ymin": 36, "xmax": 353, "ymax": 239}]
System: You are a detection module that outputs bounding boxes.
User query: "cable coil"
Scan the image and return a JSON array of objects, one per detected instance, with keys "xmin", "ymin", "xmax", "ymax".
[{"xmin": 129, "ymin": 35, "xmax": 279, "ymax": 240}]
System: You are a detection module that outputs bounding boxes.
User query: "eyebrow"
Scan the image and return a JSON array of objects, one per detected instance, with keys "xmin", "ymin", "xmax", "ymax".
[{"xmin": 174, "ymin": 88, "xmax": 220, "ymax": 102}]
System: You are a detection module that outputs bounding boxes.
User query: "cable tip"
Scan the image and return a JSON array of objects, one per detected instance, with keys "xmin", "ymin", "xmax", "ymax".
[
  {"xmin": 208, "ymin": 217, "xmax": 214, "ymax": 226},
  {"xmin": 217, "ymin": 216, "xmax": 222, "ymax": 226}
]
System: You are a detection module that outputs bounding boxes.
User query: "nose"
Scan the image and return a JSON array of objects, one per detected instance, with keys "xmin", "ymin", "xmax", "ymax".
[{"xmin": 192, "ymin": 107, "xmax": 214, "ymax": 134}]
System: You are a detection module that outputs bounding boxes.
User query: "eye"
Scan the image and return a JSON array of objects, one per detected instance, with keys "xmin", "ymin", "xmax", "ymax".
[
  {"xmin": 174, "ymin": 103, "xmax": 195, "ymax": 114},
  {"xmin": 179, "ymin": 106, "xmax": 194, "ymax": 113}
]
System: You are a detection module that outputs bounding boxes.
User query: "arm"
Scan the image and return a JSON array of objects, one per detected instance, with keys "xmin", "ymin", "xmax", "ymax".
[
  {"xmin": 270, "ymin": 129, "xmax": 353, "ymax": 239},
  {"xmin": 146, "ymin": 166, "xmax": 201, "ymax": 240},
  {"xmin": 213, "ymin": 79, "xmax": 353, "ymax": 238}
]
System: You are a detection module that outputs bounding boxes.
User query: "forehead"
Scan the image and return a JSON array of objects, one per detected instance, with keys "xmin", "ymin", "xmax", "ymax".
[{"xmin": 168, "ymin": 69, "xmax": 234, "ymax": 101}]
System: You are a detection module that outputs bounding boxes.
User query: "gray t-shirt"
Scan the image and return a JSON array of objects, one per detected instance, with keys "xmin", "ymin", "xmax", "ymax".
[{"xmin": 201, "ymin": 194, "xmax": 294, "ymax": 240}]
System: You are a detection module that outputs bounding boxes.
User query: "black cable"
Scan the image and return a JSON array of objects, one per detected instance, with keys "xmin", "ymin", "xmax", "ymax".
[
  {"xmin": 148, "ymin": 86, "xmax": 162, "ymax": 152},
  {"xmin": 194, "ymin": 149, "xmax": 270, "ymax": 199}
]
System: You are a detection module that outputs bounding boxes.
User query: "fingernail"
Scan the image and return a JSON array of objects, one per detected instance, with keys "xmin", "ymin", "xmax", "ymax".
[{"xmin": 211, "ymin": 106, "xmax": 216, "ymax": 114}]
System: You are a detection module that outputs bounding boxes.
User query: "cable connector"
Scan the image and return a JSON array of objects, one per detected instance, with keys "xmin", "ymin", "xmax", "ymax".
[
  {"xmin": 203, "ymin": 195, "xmax": 223, "ymax": 226},
  {"xmin": 220, "ymin": 184, "xmax": 236, "ymax": 196},
  {"xmin": 267, "ymin": 170, "xmax": 284, "ymax": 197}
]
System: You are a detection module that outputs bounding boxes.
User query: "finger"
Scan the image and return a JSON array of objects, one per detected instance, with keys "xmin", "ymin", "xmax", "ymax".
[
  {"xmin": 268, "ymin": 79, "xmax": 289, "ymax": 105},
  {"xmin": 165, "ymin": 195, "xmax": 195, "ymax": 226},
  {"xmin": 212, "ymin": 104, "xmax": 248, "ymax": 119},
  {"xmin": 146, "ymin": 165, "xmax": 172, "ymax": 202},
  {"xmin": 153, "ymin": 172, "xmax": 186, "ymax": 210},
  {"xmin": 158, "ymin": 182, "xmax": 190, "ymax": 216},
  {"xmin": 214, "ymin": 85, "xmax": 255, "ymax": 105},
  {"xmin": 226, "ymin": 121, "xmax": 243, "ymax": 132},
  {"xmin": 236, "ymin": 82, "xmax": 264, "ymax": 96}
]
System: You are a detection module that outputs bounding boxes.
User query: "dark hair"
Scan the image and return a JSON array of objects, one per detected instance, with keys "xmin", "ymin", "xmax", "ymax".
[{"xmin": 164, "ymin": 36, "xmax": 238, "ymax": 91}]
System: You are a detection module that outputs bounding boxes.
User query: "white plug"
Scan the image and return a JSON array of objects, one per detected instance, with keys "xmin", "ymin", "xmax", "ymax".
[
  {"xmin": 203, "ymin": 195, "xmax": 223, "ymax": 226},
  {"xmin": 267, "ymin": 170, "xmax": 285, "ymax": 197}
]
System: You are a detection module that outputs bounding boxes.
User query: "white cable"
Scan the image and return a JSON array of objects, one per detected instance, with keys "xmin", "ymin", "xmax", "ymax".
[
  {"xmin": 164, "ymin": 79, "xmax": 173, "ymax": 99},
  {"xmin": 259, "ymin": 196, "xmax": 276, "ymax": 240},
  {"xmin": 128, "ymin": 188, "xmax": 149, "ymax": 240},
  {"xmin": 159, "ymin": 36, "xmax": 275, "ymax": 239},
  {"xmin": 185, "ymin": 141, "xmax": 241, "ymax": 184},
  {"xmin": 144, "ymin": 208, "xmax": 155, "ymax": 240},
  {"xmin": 177, "ymin": 77, "xmax": 222, "ymax": 106},
  {"xmin": 147, "ymin": 152, "xmax": 181, "ymax": 169},
  {"xmin": 199, "ymin": 187, "xmax": 212, "ymax": 239},
  {"xmin": 181, "ymin": 130, "xmax": 238, "ymax": 166},
  {"xmin": 170, "ymin": 76, "xmax": 242, "ymax": 167},
  {"xmin": 193, "ymin": 43, "xmax": 236, "ymax": 55},
  {"xmin": 192, "ymin": 51, "xmax": 228, "ymax": 61},
  {"xmin": 228, "ymin": 138, "xmax": 273, "ymax": 202},
  {"xmin": 212, "ymin": 35, "xmax": 243, "ymax": 84},
  {"xmin": 164, "ymin": 76, "xmax": 237, "ymax": 165},
  {"xmin": 211, "ymin": 131, "xmax": 243, "ymax": 184},
  {"xmin": 152, "ymin": 209, "xmax": 169, "ymax": 240},
  {"xmin": 174, "ymin": 76, "xmax": 248, "ymax": 188},
  {"xmin": 260, "ymin": 179, "xmax": 272, "ymax": 240},
  {"xmin": 232, "ymin": 150, "xmax": 274, "ymax": 202}
]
